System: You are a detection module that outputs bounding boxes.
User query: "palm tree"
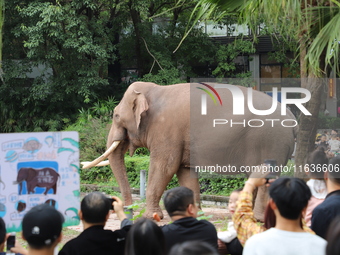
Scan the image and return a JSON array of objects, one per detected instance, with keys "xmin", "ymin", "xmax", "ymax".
[{"xmin": 184, "ymin": 0, "xmax": 340, "ymax": 176}]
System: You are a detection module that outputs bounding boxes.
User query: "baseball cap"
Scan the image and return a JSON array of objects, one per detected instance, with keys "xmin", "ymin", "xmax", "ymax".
[{"xmin": 22, "ymin": 204, "xmax": 64, "ymax": 247}]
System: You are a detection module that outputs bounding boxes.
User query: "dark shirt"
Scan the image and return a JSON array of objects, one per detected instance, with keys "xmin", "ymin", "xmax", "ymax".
[
  {"xmin": 311, "ymin": 189, "xmax": 340, "ymax": 239},
  {"xmin": 226, "ymin": 238, "xmax": 243, "ymax": 255},
  {"xmin": 58, "ymin": 219, "xmax": 132, "ymax": 255},
  {"xmin": 161, "ymin": 217, "xmax": 218, "ymax": 253}
]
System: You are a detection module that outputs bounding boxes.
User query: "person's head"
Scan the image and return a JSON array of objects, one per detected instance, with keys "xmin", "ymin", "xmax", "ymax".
[
  {"xmin": 22, "ymin": 204, "xmax": 64, "ymax": 250},
  {"xmin": 316, "ymin": 134, "xmax": 322, "ymax": 142},
  {"xmin": 125, "ymin": 218, "xmax": 165, "ymax": 255},
  {"xmin": 326, "ymin": 156, "xmax": 340, "ymax": 186},
  {"xmin": 0, "ymin": 218, "xmax": 6, "ymax": 251},
  {"xmin": 306, "ymin": 147, "xmax": 329, "ymax": 179},
  {"xmin": 163, "ymin": 187, "xmax": 198, "ymax": 218},
  {"xmin": 269, "ymin": 177, "xmax": 311, "ymax": 220},
  {"xmin": 168, "ymin": 241, "xmax": 218, "ymax": 255},
  {"xmin": 331, "ymin": 129, "xmax": 338, "ymax": 135},
  {"xmin": 320, "ymin": 134, "xmax": 327, "ymax": 142},
  {"xmin": 228, "ymin": 188, "xmax": 242, "ymax": 215},
  {"xmin": 326, "ymin": 216, "xmax": 340, "ymax": 255},
  {"xmin": 80, "ymin": 192, "xmax": 111, "ymax": 224},
  {"xmin": 331, "ymin": 134, "xmax": 337, "ymax": 140}
]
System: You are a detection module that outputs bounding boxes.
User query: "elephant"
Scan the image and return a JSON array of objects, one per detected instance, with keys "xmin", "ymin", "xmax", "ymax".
[
  {"xmin": 14, "ymin": 167, "xmax": 60, "ymax": 195},
  {"xmin": 82, "ymin": 82, "xmax": 297, "ymax": 219}
]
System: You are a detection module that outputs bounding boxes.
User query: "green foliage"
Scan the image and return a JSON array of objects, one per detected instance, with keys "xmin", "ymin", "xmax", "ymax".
[
  {"xmin": 141, "ymin": 68, "xmax": 186, "ymax": 85},
  {"xmin": 1, "ymin": 0, "xmax": 121, "ymax": 132},
  {"xmin": 66, "ymin": 113, "xmax": 112, "ymax": 183},
  {"xmin": 281, "ymin": 160, "xmax": 295, "ymax": 177},
  {"xmin": 212, "ymin": 39, "xmax": 255, "ymax": 80},
  {"xmin": 77, "ymin": 97, "xmax": 118, "ymax": 125},
  {"xmin": 126, "ymin": 202, "xmax": 146, "ymax": 221},
  {"xmin": 199, "ymin": 175, "xmax": 246, "ymax": 196},
  {"xmin": 134, "ymin": 147, "xmax": 150, "ymax": 156},
  {"xmin": 120, "ymin": 22, "xmax": 218, "ymax": 82},
  {"xmin": 124, "ymin": 156, "xmax": 150, "ymax": 187},
  {"xmin": 318, "ymin": 114, "xmax": 340, "ymax": 129},
  {"xmin": 197, "ymin": 211, "xmax": 213, "ymax": 221}
]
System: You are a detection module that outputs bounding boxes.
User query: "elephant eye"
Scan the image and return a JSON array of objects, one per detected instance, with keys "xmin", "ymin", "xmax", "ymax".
[{"xmin": 114, "ymin": 114, "xmax": 120, "ymax": 119}]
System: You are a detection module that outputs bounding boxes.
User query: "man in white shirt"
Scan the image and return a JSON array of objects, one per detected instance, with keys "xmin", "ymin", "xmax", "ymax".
[
  {"xmin": 328, "ymin": 134, "xmax": 340, "ymax": 154},
  {"xmin": 243, "ymin": 177, "xmax": 326, "ymax": 255}
]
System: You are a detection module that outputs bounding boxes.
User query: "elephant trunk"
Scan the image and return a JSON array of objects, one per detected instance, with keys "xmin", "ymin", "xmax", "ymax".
[{"xmin": 108, "ymin": 142, "xmax": 133, "ymax": 206}]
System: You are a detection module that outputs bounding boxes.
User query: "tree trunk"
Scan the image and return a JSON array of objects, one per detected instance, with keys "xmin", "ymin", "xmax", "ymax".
[
  {"xmin": 129, "ymin": 4, "xmax": 145, "ymax": 76},
  {"xmin": 294, "ymin": 74, "xmax": 324, "ymax": 178}
]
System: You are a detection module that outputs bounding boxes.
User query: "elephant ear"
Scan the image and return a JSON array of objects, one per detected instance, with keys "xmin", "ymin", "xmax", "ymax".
[{"xmin": 133, "ymin": 90, "xmax": 149, "ymax": 129}]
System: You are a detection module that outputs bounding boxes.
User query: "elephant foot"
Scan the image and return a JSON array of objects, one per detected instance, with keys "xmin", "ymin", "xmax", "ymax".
[{"xmin": 144, "ymin": 206, "xmax": 164, "ymax": 220}]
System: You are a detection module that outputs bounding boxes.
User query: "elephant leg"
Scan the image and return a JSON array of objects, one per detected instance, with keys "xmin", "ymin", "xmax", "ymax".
[
  {"xmin": 253, "ymin": 185, "xmax": 269, "ymax": 222},
  {"xmin": 144, "ymin": 153, "xmax": 181, "ymax": 219},
  {"xmin": 19, "ymin": 183, "xmax": 22, "ymax": 195},
  {"xmin": 27, "ymin": 183, "xmax": 33, "ymax": 194},
  {"xmin": 177, "ymin": 166, "xmax": 201, "ymax": 208},
  {"xmin": 52, "ymin": 182, "xmax": 57, "ymax": 194}
]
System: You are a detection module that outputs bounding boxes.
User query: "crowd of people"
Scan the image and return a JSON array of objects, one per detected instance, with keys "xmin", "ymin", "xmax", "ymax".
[
  {"xmin": 315, "ymin": 129, "xmax": 340, "ymax": 157},
  {"xmin": 2, "ymin": 144, "xmax": 340, "ymax": 255}
]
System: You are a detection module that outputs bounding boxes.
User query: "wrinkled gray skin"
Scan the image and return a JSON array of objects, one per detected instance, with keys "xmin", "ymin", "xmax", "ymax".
[
  {"xmin": 107, "ymin": 82, "xmax": 296, "ymax": 219},
  {"xmin": 15, "ymin": 167, "xmax": 60, "ymax": 195}
]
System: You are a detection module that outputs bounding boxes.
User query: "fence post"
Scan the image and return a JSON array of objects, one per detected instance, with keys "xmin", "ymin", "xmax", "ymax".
[{"xmin": 140, "ymin": 170, "xmax": 146, "ymax": 199}]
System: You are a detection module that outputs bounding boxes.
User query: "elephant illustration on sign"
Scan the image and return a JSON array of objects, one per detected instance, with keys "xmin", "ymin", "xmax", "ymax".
[
  {"xmin": 82, "ymin": 82, "xmax": 297, "ymax": 219},
  {"xmin": 14, "ymin": 167, "xmax": 60, "ymax": 195}
]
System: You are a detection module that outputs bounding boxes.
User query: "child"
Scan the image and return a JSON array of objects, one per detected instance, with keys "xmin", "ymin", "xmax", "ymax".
[
  {"xmin": 218, "ymin": 188, "xmax": 243, "ymax": 255},
  {"xmin": 304, "ymin": 147, "xmax": 328, "ymax": 227},
  {"xmin": 328, "ymin": 134, "xmax": 340, "ymax": 155},
  {"xmin": 317, "ymin": 134, "xmax": 329, "ymax": 151}
]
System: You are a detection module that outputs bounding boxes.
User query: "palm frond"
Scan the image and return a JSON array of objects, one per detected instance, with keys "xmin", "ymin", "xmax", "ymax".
[{"xmin": 306, "ymin": 9, "xmax": 340, "ymax": 75}]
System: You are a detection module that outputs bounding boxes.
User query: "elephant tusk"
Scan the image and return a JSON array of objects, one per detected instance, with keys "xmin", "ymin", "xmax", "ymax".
[
  {"xmin": 81, "ymin": 141, "xmax": 120, "ymax": 169},
  {"xmin": 80, "ymin": 160, "xmax": 110, "ymax": 167}
]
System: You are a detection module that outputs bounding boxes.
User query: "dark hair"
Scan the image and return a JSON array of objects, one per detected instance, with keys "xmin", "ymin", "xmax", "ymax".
[
  {"xmin": 168, "ymin": 241, "xmax": 218, "ymax": 255},
  {"xmin": 269, "ymin": 177, "xmax": 311, "ymax": 220},
  {"xmin": 81, "ymin": 192, "xmax": 110, "ymax": 224},
  {"xmin": 326, "ymin": 216, "xmax": 340, "ymax": 255},
  {"xmin": 125, "ymin": 218, "xmax": 165, "ymax": 255},
  {"xmin": 306, "ymin": 147, "xmax": 329, "ymax": 179},
  {"xmin": 327, "ymin": 156, "xmax": 340, "ymax": 185},
  {"xmin": 0, "ymin": 218, "xmax": 6, "ymax": 245},
  {"xmin": 163, "ymin": 187, "xmax": 194, "ymax": 217},
  {"xmin": 264, "ymin": 203, "xmax": 276, "ymax": 229}
]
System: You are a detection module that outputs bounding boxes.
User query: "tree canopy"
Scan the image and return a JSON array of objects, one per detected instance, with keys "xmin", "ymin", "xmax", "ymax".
[{"xmin": 1, "ymin": 0, "xmax": 222, "ymax": 132}]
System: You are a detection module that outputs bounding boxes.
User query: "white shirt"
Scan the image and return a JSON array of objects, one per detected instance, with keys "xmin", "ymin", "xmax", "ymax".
[
  {"xmin": 328, "ymin": 139, "xmax": 340, "ymax": 151},
  {"xmin": 243, "ymin": 228, "xmax": 326, "ymax": 255},
  {"xmin": 217, "ymin": 221, "xmax": 237, "ymax": 243},
  {"xmin": 307, "ymin": 179, "xmax": 327, "ymax": 199}
]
